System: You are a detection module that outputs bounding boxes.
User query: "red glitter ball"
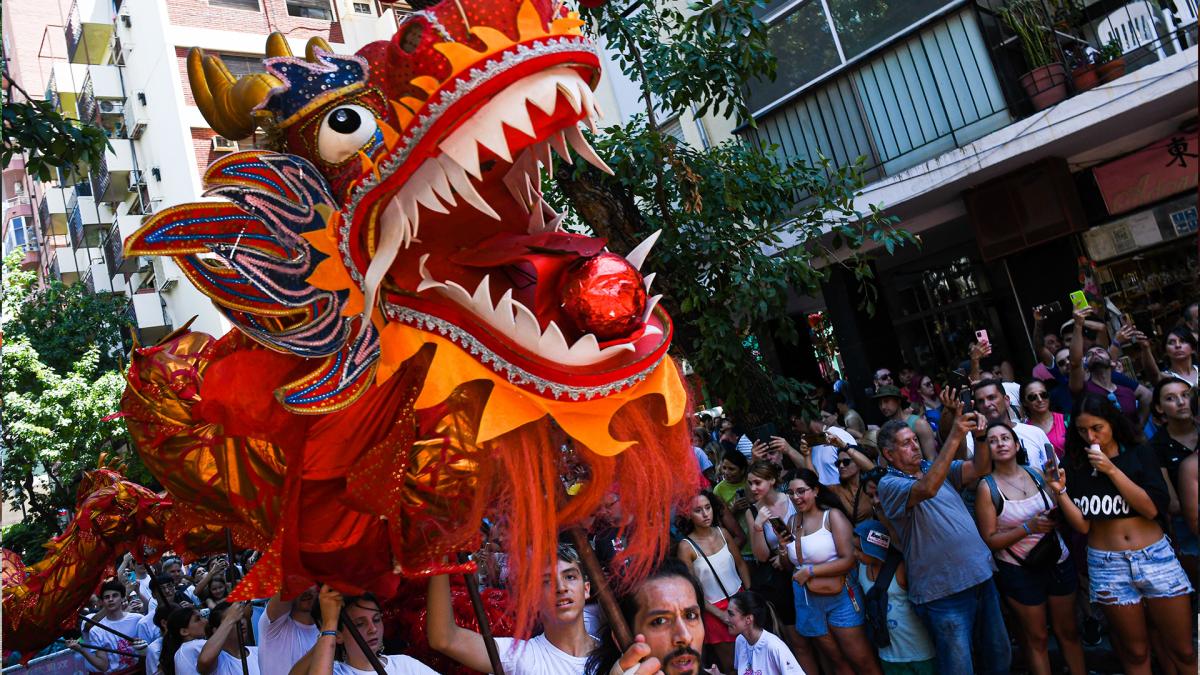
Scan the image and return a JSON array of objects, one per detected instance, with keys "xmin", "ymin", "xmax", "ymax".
[{"xmin": 560, "ymin": 253, "xmax": 647, "ymax": 341}]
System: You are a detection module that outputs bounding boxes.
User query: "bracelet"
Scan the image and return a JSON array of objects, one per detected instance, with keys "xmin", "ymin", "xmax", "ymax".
[
  {"xmin": 1056, "ymin": 487, "xmax": 1067, "ymax": 495},
  {"xmin": 1021, "ymin": 522, "xmax": 1032, "ymax": 535},
  {"xmin": 806, "ymin": 564, "xmax": 815, "ymax": 575},
  {"xmin": 320, "ymin": 630, "xmax": 337, "ymax": 637}
]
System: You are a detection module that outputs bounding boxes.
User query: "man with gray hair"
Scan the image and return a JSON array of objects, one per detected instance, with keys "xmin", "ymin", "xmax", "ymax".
[{"xmin": 876, "ymin": 396, "xmax": 1010, "ymax": 675}]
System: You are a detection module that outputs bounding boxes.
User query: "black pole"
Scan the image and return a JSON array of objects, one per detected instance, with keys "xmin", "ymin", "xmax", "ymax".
[
  {"xmin": 458, "ymin": 552, "xmax": 505, "ymax": 675},
  {"xmin": 226, "ymin": 529, "xmax": 250, "ymax": 675},
  {"xmin": 77, "ymin": 610, "xmax": 138, "ymax": 642},
  {"xmin": 338, "ymin": 606, "xmax": 388, "ymax": 675}
]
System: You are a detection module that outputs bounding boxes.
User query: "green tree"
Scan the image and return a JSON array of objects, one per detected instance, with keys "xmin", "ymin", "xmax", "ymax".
[{"xmin": 553, "ymin": 0, "xmax": 913, "ymax": 422}]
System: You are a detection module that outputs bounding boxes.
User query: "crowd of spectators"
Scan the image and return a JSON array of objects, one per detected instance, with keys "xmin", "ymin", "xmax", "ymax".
[{"xmin": 53, "ymin": 301, "xmax": 1197, "ymax": 675}]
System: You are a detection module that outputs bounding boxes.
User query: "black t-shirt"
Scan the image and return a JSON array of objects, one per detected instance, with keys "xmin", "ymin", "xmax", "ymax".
[
  {"xmin": 1151, "ymin": 427, "xmax": 1198, "ymax": 489},
  {"xmin": 1065, "ymin": 444, "xmax": 1170, "ymax": 521}
]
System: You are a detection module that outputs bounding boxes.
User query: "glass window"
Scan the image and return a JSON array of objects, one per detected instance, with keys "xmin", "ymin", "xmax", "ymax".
[
  {"xmin": 747, "ymin": 1, "xmax": 841, "ymax": 113},
  {"xmin": 220, "ymin": 55, "xmax": 267, "ymax": 78},
  {"xmin": 210, "ymin": 0, "xmax": 259, "ymax": 9},
  {"xmin": 287, "ymin": 0, "xmax": 333, "ymax": 20},
  {"xmin": 353, "ymin": 2, "xmax": 373, "ymax": 13},
  {"xmin": 829, "ymin": 0, "xmax": 952, "ymax": 59}
]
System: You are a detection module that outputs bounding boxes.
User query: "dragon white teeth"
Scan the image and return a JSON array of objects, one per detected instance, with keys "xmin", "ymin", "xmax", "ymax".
[
  {"xmin": 564, "ymin": 125, "xmax": 613, "ymax": 175},
  {"xmin": 511, "ymin": 299, "xmax": 543, "ymax": 345},
  {"xmin": 439, "ymin": 155, "xmax": 500, "ymax": 220},
  {"xmin": 527, "ymin": 198, "xmax": 547, "ymax": 233},
  {"xmin": 643, "ymin": 272, "xmax": 656, "ymax": 293},
  {"xmin": 548, "ymin": 131, "xmax": 573, "ymax": 165},
  {"xmin": 538, "ymin": 320, "xmax": 570, "ymax": 356},
  {"xmin": 439, "ymin": 131, "xmax": 483, "ymax": 180},
  {"xmin": 642, "ymin": 294, "xmax": 662, "ymax": 323},
  {"xmin": 493, "ymin": 289, "xmax": 516, "ymax": 329},
  {"xmin": 625, "ymin": 229, "xmax": 661, "ymax": 272},
  {"xmin": 470, "ymin": 274, "xmax": 493, "ymax": 310},
  {"xmin": 555, "ymin": 82, "xmax": 582, "ymax": 114}
]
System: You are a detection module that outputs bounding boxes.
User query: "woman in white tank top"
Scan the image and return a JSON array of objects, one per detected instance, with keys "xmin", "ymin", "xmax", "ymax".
[
  {"xmin": 780, "ymin": 469, "xmax": 880, "ymax": 675},
  {"xmin": 677, "ymin": 490, "xmax": 752, "ymax": 674}
]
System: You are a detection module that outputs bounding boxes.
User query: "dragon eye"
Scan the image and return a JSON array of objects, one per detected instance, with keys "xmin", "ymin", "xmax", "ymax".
[{"xmin": 317, "ymin": 104, "xmax": 378, "ymax": 164}]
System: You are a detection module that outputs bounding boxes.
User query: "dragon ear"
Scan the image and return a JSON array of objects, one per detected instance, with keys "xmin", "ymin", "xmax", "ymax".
[
  {"xmin": 266, "ymin": 32, "xmax": 293, "ymax": 58},
  {"xmin": 187, "ymin": 47, "xmax": 282, "ymax": 140},
  {"xmin": 305, "ymin": 37, "xmax": 334, "ymax": 61}
]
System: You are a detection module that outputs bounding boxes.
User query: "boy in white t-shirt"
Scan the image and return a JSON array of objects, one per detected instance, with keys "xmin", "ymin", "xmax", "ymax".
[
  {"xmin": 195, "ymin": 601, "xmax": 260, "ymax": 675},
  {"xmin": 67, "ymin": 580, "xmax": 148, "ymax": 672},
  {"xmin": 427, "ymin": 544, "xmax": 597, "ymax": 674},
  {"xmin": 258, "ymin": 585, "xmax": 320, "ymax": 675}
]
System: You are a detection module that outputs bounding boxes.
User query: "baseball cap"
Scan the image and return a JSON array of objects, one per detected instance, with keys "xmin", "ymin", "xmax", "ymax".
[
  {"xmin": 872, "ymin": 385, "xmax": 903, "ymax": 400},
  {"xmin": 854, "ymin": 519, "xmax": 891, "ymax": 562}
]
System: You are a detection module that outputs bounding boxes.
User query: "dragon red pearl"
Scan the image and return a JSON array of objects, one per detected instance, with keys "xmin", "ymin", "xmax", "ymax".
[{"xmin": 559, "ymin": 252, "xmax": 648, "ymax": 341}]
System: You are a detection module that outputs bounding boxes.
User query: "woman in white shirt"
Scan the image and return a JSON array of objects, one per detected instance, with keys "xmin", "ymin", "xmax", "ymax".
[
  {"xmin": 292, "ymin": 586, "xmax": 437, "ymax": 675},
  {"xmin": 727, "ymin": 590, "xmax": 806, "ymax": 675},
  {"xmin": 161, "ymin": 607, "xmax": 207, "ymax": 675},
  {"xmin": 677, "ymin": 490, "xmax": 753, "ymax": 673}
]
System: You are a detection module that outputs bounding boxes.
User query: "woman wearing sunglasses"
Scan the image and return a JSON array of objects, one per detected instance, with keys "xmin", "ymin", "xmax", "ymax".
[
  {"xmin": 822, "ymin": 435, "xmax": 877, "ymax": 525},
  {"xmin": 1021, "ymin": 380, "xmax": 1067, "ymax": 458}
]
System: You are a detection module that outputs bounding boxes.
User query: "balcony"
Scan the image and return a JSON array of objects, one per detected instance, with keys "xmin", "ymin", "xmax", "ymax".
[
  {"xmin": 110, "ymin": 213, "xmax": 142, "ymax": 274},
  {"xmin": 91, "ymin": 139, "xmax": 135, "ymax": 203},
  {"xmin": 4, "ymin": 196, "xmax": 32, "ymax": 223},
  {"xmin": 741, "ymin": 0, "xmax": 1199, "ymax": 191},
  {"xmin": 65, "ymin": 0, "xmax": 114, "ymax": 65},
  {"xmin": 68, "ymin": 194, "xmax": 113, "ymax": 249},
  {"xmin": 130, "ymin": 291, "xmax": 171, "ymax": 341}
]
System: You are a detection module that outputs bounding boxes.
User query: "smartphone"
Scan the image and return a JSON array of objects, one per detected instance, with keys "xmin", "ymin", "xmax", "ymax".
[
  {"xmin": 767, "ymin": 516, "xmax": 795, "ymax": 545},
  {"xmin": 734, "ymin": 487, "xmax": 747, "ymax": 502},
  {"xmin": 960, "ymin": 388, "xmax": 974, "ymax": 413},
  {"xmin": 1069, "ymin": 290, "xmax": 1089, "ymax": 312},
  {"xmin": 751, "ymin": 423, "xmax": 777, "ymax": 445},
  {"xmin": 975, "ymin": 329, "xmax": 989, "ymax": 345}
]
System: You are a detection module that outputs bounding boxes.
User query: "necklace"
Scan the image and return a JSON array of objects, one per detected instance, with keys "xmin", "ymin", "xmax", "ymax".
[{"xmin": 995, "ymin": 472, "xmax": 1032, "ymax": 498}]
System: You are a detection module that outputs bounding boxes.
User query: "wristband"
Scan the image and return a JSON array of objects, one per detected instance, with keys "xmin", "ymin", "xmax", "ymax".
[
  {"xmin": 1056, "ymin": 487, "xmax": 1067, "ymax": 495},
  {"xmin": 806, "ymin": 564, "xmax": 815, "ymax": 575},
  {"xmin": 320, "ymin": 630, "xmax": 337, "ymax": 637},
  {"xmin": 1021, "ymin": 522, "xmax": 1032, "ymax": 535}
]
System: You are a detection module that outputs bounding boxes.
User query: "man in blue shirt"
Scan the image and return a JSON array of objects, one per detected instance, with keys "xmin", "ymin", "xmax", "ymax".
[{"xmin": 877, "ymin": 393, "xmax": 1010, "ymax": 675}]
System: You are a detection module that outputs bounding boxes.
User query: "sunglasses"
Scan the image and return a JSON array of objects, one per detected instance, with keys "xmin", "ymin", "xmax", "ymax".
[
  {"xmin": 835, "ymin": 458, "xmax": 855, "ymax": 468},
  {"xmin": 784, "ymin": 487, "xmax": 813, "ymax": 497},
  {"xmin": 1025, "ymin": 392, "xmax": 1048, "ymax": 402}
]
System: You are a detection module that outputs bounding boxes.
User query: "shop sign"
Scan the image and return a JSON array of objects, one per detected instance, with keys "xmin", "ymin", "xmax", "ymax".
[
  {"xmin": 1093, "ymin": 131, "xmax": 1198, "ymax": 216},
  {"xmin": 1082, "ymin": 195, "xmax": 1196, "ymax": 262}
]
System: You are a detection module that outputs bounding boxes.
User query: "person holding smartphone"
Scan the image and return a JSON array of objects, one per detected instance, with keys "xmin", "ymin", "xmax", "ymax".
[
  {"xmin": 974, "ymin": 421, "xmax": 1085, "ymax": 675},
  {"xmin": 1048, "ymin": 393, "xmax": 1194, "ymax": 675}
]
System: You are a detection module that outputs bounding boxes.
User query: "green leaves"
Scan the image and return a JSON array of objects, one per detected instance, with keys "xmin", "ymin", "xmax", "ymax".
[{"xmin": 1, "ymin": 93, "xmax": 111, "ymax": 183}]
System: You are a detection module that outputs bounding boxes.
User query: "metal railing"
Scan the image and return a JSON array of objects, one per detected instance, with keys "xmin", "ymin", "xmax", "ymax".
[
  {"xmin": 78, "ymin": 72, "xmax": 96, "ymax": 123},
  {"xmin": 38, "ymin": 194, "xmax": 51, "ymax": 236},
  {"xmin": 65, "ymin": 0, "xmax": 82, "ymax": 63},
  {"xmin": 103, "ymin": 224, "xmax": 122, "ymax": 276},
  {"xmin": 68, "ymin": 201, "xmax": 84, "ymax": 248},
  {"xmin": 92, "ymin": 148, "xmax": 111, "ymax": 203}
]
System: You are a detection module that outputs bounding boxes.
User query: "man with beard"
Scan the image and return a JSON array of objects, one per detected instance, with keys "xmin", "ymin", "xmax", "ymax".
[
  {"xmin": 427, "ymin": 545, "xmax": 597, "ymax": 673},
  {"xmin": 1069, "ymin": 308, "xmax": 1151, "ymax": 427},
  {"xmin": 259, "ymin": 585, "xmax": 321, "ymax": 675},
  {"xmin": 587, "ymin": 558, "xmax": 707, "ymax": 675}
]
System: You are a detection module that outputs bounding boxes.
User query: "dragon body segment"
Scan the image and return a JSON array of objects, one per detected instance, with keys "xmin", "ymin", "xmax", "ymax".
[{"xmin": 4, "ymin": 0, "xmax": 696, "ymax": 655}]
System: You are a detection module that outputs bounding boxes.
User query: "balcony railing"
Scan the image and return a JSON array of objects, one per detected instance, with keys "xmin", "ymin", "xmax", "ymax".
[
  {"xmin": 68, "ymin": 201, "xmax": 84, "ymax": 249},
  {"xmin": 78, "ymin": 72, "xmax": 96, "ymax": 123},
  {"xmin": 46, "ymin": 71, "xmax": 61, "ymax": 113},
  {"xmin": 38, "ymin": 194, "xmax": 51, "ymax": 236},
  {"xmin": 103, "ymin": 224, "xmax": 124, "ymax": 275},
  {"xmin": 741, "ymin": 0, "xmax": 1198, "ymax": 191},
  {"xmin": 65, "ymin": 0, "xmax": 82, "ymax": 63},
  {"xmin": 92, "ymin": 148, "xmax": 111, "ymax": 203}
]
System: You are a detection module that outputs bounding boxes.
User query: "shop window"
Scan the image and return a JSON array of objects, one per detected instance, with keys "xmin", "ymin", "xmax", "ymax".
[{"xmin": 287, "ymin": 0, "xmax": 333, "ymax": 20}]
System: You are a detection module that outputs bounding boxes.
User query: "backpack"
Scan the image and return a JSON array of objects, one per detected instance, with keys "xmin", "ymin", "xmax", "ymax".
[{"xmin": 863, "ymin": 551, "xmax": 903, "ymax": 649}]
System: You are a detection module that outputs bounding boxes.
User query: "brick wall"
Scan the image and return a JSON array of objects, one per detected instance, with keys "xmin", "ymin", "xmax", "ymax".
[
  {"xmin": 2, "ymin": 0, "xmax": 70, "ymax": 95},
  {"xmin": 166, "ymin": 0, "xmax": 342, "ymax": 41},
  {"xmin": 191, "ymin": 128, "xmax": 218, "ymax": 178}
]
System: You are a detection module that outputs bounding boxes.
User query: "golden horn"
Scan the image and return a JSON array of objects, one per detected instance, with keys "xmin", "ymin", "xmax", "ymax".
[
  {"xmin": 305, "ymin": 37, "xmax": 334, "ymax": 62},
  {"xmin": 187, "ymin": 47, "xmax": 283, "ymax": 140},
  {"xmin": 266, "ymin": 32, "xmax": 293, "ymax": 58}
]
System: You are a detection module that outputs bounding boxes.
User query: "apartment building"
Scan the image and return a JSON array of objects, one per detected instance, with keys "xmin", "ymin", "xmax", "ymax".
[
  {"xmin": 701, "ymin": 0, "xmax": 1196, "ymax": 395},
  {"xmin": 2, "ymin": 0, "xmax": 406, "ymax": 342}
]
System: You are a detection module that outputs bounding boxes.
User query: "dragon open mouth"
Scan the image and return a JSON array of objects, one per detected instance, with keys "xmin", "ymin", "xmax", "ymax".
[{"xmin": 352, "ymin": 62, "xmax": 669, "ymax": 378}]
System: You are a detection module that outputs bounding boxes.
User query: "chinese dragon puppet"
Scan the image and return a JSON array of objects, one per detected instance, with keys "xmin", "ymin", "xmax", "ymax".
[{"xmin": 3, "ymin": 0, "xmax": 697, "ymax": 658}]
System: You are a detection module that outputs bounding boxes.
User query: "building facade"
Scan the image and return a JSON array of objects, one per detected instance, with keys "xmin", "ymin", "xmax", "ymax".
[
  {"xmin": 2, "ymin": 0, "xmax": 407, "ymax": 341},
  {"xmin": 731, "ymin": 0, "xmax": 1198, "ymax": 401}
]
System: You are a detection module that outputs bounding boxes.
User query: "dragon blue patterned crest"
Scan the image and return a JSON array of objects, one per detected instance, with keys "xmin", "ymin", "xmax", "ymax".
[{"xmin": 260, "ymin": 51, "xmax": 370, "ymax": 128}]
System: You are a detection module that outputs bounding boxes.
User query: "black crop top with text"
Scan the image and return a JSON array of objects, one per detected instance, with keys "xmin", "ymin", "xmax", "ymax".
[{"xmin": 1065, "ymin": 444, "xmax": 1170, "ymax": 521}]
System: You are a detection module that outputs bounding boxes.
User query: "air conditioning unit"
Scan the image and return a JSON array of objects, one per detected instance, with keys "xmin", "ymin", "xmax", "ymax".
[
  {"xmin": 99, "ymin": 100, "xmax": 125, "ymax": 115},
  {"xmin": 211, "ymin": 136, "xmax": 239, "ymax": 152},
  {"xmin": 129, "ymin": 119, "xmax": 148, "ymax": 139},
  {"xmin": 152, "ymin": 257, "xmax": 179, "ymax": 292}
]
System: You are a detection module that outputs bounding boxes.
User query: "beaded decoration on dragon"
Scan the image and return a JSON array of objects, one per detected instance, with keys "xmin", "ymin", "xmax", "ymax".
[{"xmin": 3, "ymin": 0, "xmax": 696, "ymax": 657}]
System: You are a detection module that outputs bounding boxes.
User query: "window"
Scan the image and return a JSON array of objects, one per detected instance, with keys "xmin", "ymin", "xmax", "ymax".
[
  {"xmin": 287, "ymin": 0, "xmax": 333, "ymax": 20},
  {"xmin": 353, "ymin": 2, "xmax": 373, "ymax": 13},
  {"xmin": 210, "ymin": 0, "xmax": 259, "ymax": 9},
  {"xmin": 220, "ymin": 54, "xmax": 267, "ymax": 78},
  {"xmin": 5, "ymin": 216, "xmax": 34, "ymax": 254}
]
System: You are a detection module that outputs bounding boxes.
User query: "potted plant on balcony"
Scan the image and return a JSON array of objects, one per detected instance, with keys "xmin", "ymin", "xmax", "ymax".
[
  {"xmin": 1094, "ymin": 39, "xmax": 1127, "ymax": 83},
  {"xmin": 1066, "ymin": 44, "xmax": 1098, "ymax": 92},
  {"xmin": 1000, "ymin": 0, "xmax": 1070, "ymax": 111}
]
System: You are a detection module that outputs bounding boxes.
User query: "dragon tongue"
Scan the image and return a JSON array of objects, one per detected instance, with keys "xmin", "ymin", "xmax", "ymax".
[{"xmin": 449, "ymin": 232, "xmax": 607, "ymax": 268}]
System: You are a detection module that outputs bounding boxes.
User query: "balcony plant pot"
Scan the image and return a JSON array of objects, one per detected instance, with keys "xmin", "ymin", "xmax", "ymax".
[
  {"xmin": 1019, "ymin": 62, "xmax": 1069, "ymax": 111},
  {"xmin": 1096, "ymin": 57, "xmax": 1126, "ymax": 83},
  {"xmin": 1072, "ymin": 64, "xmax": 1099, "ymax": 92}
]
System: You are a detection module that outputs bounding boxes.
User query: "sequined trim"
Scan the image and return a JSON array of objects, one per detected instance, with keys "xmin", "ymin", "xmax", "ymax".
[
  {"xmin": 381, "ymin": 302, "xmax": 660, "ymax": 400},
  {"xmin": 337, "ymin": 35, "xmax": 595, "ymax": 287}
]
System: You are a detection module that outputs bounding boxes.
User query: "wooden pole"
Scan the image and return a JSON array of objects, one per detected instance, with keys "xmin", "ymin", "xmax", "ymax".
[
  {"xmin": 77, "ymin": 610, "xmax": 138, "ymax": 642},
  {"xmin": 457, "ymin": 552, "xmax": 505, "ymax": 675},
  {"xmin": 226, "ymin": 529, "xmax": 250, "ymax": 675},
  {"xmin": 568, "ymin": 527, "xmax": 632, "ymax": 650}
]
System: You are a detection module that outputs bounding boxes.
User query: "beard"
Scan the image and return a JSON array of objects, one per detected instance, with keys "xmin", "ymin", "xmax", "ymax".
[{"xmin": 660, "ymin": 646, "xmax": 703, "ymax": 675}]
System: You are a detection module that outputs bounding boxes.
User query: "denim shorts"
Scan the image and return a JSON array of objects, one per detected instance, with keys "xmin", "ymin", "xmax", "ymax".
[
  {"xmin": 1087, "ymin": 536, "xmax": 1194, "ymax": 605},
  {"xmin": 793, "ymin": 581, "xmax": 864, "ymax": 637}
]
